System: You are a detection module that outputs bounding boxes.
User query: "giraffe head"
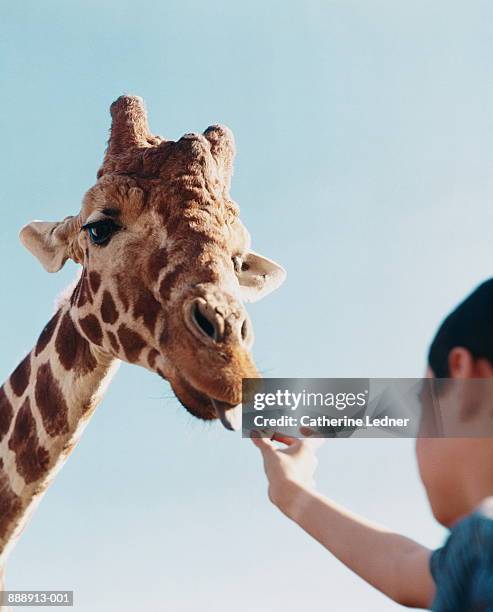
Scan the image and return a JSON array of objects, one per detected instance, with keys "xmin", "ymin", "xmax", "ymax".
[{"xmin": 19, "ymin": 96, "xmax": 285, "ymax": 430}]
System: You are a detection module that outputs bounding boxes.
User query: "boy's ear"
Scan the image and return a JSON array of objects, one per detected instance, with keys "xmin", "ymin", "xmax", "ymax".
[
  {"xmin": 19, "ymin": 216, "xmax": 80, "ymax": 273},
  {"xmin": 238, "ymin": 251, "xmax": 286, "ymax": 303},
  {"xmin": 448, "ymin": 347, "xmax": 475, "ymax": 378}
]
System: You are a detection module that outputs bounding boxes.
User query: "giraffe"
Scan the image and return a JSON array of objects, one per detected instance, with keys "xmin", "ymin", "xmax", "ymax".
[{"xmin": 0, "ymin": 95, "xmax": 285, "ymax": 589}]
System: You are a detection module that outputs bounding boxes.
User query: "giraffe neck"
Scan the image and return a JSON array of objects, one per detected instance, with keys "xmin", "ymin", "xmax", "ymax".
[{"xmin": 0, "ymin": 301, "xmax": 118, "ymax": 564}]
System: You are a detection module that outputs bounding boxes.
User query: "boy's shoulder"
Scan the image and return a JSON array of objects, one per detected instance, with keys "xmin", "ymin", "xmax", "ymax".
[{"xmin": 431, "ymin": 497, "xmax": 493, "ymax": 611}]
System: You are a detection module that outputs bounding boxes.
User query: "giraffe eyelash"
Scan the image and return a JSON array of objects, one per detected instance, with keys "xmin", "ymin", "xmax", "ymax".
[{"xmin": 81, "ymin": 218, "xmax": 122, "ymax": 246}]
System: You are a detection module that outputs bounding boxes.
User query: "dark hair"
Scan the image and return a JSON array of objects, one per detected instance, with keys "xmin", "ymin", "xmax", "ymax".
[{"xmin": 428, "ymin": 279, "xmax": 493, "ymax": 377}]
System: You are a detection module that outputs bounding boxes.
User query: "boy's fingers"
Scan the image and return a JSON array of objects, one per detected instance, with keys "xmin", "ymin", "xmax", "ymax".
[
  {"xmin": 251, "ymin": 430, "xmax": 298, "ymax": 448},
  {"xmin": 251, "ymin": 429, "xmax": 325, "ymax": 456},
  {"xmin": 250, "ymin": 431, "xmax": 276, "ymax": 454},
  {"xmin": 271, "ymin": 432, "xmax": 298, "ymax": 446}
]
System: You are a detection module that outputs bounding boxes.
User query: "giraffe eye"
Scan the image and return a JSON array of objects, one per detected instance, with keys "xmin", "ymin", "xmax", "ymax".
[{"xmin": 83, "ymin": 219, "xmax": 120, "ymax": 245}]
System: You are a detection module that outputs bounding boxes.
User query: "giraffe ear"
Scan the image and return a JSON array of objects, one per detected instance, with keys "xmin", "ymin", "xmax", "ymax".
[
  {"xmin": 19, "ymin": 217, "xmax": 80, "ymax": 273},
  {"xmin": 238, "ymin": 251, "xmax": 286, "ymax": 303}
]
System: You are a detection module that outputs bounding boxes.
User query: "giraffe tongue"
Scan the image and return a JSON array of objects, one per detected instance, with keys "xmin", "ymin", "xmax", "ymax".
[{"xmin": 211, "ymin": 399, "xmax": 242, "ymax": 431}]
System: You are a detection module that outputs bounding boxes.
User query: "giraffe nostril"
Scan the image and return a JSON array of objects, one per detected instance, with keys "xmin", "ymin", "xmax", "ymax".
[{"xmin": 192, "ymin": 302, "xmax": 218, "ymax": 341}]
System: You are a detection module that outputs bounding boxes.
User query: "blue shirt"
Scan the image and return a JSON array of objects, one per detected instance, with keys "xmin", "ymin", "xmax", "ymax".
[{"xmin": 431, "ymin": 501, "xmax": 493, "ymax": 611}]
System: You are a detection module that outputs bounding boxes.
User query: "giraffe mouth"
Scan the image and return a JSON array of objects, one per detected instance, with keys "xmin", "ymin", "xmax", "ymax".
[{"xmin": 169, "ymin": 373, "xmax": 242, "ymax": 431}]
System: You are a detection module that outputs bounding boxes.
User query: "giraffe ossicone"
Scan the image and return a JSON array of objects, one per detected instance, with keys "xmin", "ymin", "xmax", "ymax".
[{"xmin": 0, "ymin": 95, "xmax": 285, "ymax": 573}]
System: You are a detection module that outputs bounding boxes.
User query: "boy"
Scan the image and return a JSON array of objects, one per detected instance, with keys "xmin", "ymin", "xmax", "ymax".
[{"xmin": 252, "ymin": 279, "xmax": 493, "ymax": 610}]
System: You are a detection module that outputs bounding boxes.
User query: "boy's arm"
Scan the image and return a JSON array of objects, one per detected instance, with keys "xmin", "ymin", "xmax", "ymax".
[{"xmin": 252, "ymin": 434, "xmax": 435, "ymax": 609}]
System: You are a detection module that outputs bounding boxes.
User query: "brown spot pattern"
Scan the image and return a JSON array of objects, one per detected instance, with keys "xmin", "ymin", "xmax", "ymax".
[
  {"xmin": 147, "ymin": 247, "xmax": 168, "ymax": 281},
  {"xmin": 79, "ymin": 315, "xmax": 103, "ymax": 345},
  {"xmin": 35, "ymin": 310, "xmax": 61, "ymax": 356},
  {"xmin": 10, "ymin": 354, "xmax": 31, "ymax": 397},
  {"xmin": 101, "ymin": 291, "xmax": 118, "ymax": 324},
  {"xmin": 89, "ymin": 271, "xmax": 101, "ymax": 295},
  {"xmin": 8, "ymin": 398, "xmax": 50, "ymax": 484},
  {"xmin": 159, "ymin": 263, "xmax": 187, "ymax": 302},
  {"xmin": 0, "ymin": 467, "xmax": 22, "ymax": 541},
  {"xmin": 117, "ymin": 325, "xmax": 146, "ymax": 362},
  {"xmin": 158, "ymin": 326, "xmax": 168, "ymax": 347},
  {"xmin": 107, "ymin": 330, "xmax": 120, "ymax": 353},
  {"xmin": 35, "ymin": 362, "xmax": 70, "ymax": 437},
  {"xmin": 0, "ymin": 387, "xmax": 13, "ymax": 442},
  {"xmin": 55, "ymin": 311, "xmax": 97, "ymax": 375},
  {"xmin": 133, "ymin": 291, "xmax": 161, "ymax": 334},
  {"xmin": 147, "ymin": 349, "xmax": 159, "ymax": 369}
]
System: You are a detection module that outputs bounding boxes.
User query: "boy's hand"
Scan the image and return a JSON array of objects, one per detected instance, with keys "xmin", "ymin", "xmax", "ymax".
[
  {"xmin": 251, "ymin": 429, "xmax": 434, "ymax": 608},
  {"xmin": 251, "ymin": 430, "xmax": 325, "ymax": 517}
]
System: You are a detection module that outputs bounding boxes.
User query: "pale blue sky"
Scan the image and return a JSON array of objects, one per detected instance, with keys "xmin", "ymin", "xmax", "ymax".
[{"xmin": 1, "ymin": 1, "xmax": 493, "ymax": 610}]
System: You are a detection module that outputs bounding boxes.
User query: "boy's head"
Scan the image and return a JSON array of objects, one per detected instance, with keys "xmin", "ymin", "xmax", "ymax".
[
  {"xmin": 428, "ymin": 278, "xmax": 493, "ymax": 379},
  {"xmin": 417, "ymin": 279, "xmax": 493, "ymax": 527}
]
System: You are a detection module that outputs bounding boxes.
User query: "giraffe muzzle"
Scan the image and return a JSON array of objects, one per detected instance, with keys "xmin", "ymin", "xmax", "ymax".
[{"xmin": 184, "ymin": 296, "xmax": 252, "ymax": 347}]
